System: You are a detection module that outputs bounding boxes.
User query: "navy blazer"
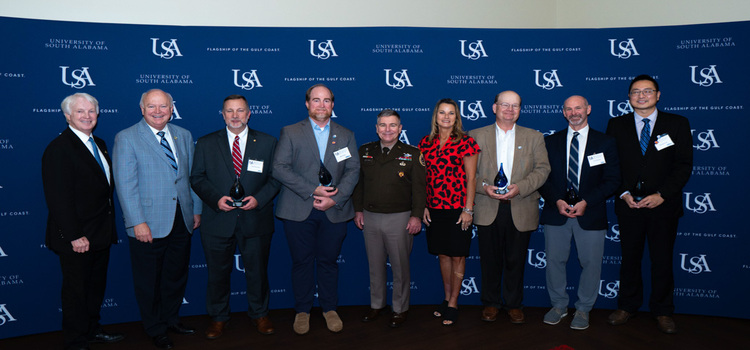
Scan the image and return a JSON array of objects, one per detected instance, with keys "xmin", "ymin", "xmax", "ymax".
[
  {"xmin": 539, "ymin": 127, "xmax": 621, "ymax": 230},
  {"xmin": 606, "ymin": 110, "xmax": 693, "ymax": 218}
]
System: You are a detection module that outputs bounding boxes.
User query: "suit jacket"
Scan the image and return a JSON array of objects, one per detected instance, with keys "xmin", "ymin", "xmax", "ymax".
[
  {"xmin": 42, "ymin": 128, "xmax": 117, "ymax": 255},
  {"xmin": 113, "ymin": 119, "xmax": 201, "ymax": 238},
  {"xmin": 606, "ymin": 110, "xmax": 693, "ymax": 218},
  {"xmin": 190, "ymin": 128, "xmax": 280, "ymax": 237},
  {"xmin": 539, "ymin": 127, "xmax": 621, "ymax": 230},
  {"xmin": 273, "ymin": 118, "xmax": 360, "ymax": 223},
  {"xmin": 469, "ymin": 123, "xmax": 550, "ymax": 231}
]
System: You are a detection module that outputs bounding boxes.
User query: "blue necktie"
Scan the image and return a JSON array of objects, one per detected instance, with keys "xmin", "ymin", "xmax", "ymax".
[
  {"xmin": 567, "ymin": 132, "xmax": 580, "ymax": 191},
  {"xmin": 88, "ymin": 137, "xmax": 105, "ymax": 173},
  {"xmin": 640, "ymin": 118, "xmax": 651, "ymax": 155},
  {"xmin": 157, "ymin": 131, "xmax": 178, "ymax": 173}
]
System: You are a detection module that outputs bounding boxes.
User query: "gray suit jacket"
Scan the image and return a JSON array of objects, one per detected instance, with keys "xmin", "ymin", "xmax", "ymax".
[
  {"xmin": 113, "ymin": 119, "xmax": 202, "ymax": 238},
  {"xmin": 469, "ymin": 123, "xmax": 550, "ymax": 231},
  {"xmin": 273, "ymin": 118, "xmax": 360, "ymax": 223}
]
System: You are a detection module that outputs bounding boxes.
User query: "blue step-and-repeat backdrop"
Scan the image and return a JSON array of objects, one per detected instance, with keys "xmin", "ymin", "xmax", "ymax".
[{"xmin": 1, "ymin": 16, "xmax": 748, "ymax": 338}]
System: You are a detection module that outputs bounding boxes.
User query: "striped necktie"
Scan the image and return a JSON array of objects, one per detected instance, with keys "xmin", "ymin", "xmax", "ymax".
[
  {"xmin": 640, "ymin": 118, "xmax": 651, "ymax": 155},
  {"xmin": 567, "ymin": 131, "xmax": 580, "ymax": 191},
  {"xmin": 157, "ymin": 131, "xmax": 178, "ymax": 173},
  {"xmin": 232, "ymin": 135, "xmax": 242, "ymax": 176}
]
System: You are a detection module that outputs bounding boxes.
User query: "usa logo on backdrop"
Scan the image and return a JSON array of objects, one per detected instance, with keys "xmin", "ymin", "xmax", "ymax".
[
  {"xmin": 692, "ymin": 129, "xmax": 720, "ymax": 151},
  {"xmin": 608, "ymin": 99, "xmax": 633, "ymax": 118},
  {"xmin": 690, "ymin": 65, "xmax": 723, "ymax": 87},
  {"xmin": 60, "ymin": 66, "xmax": 95, "ymax": 89},
  {"xmin": 0, "ymin": 246, "xmax": 7, "ymax": 257},
  {"xmin": 598, "ymin": 280, "xmax": 619, "ymax": 299},
  {"xmin": 170, "ymin": 101, "xmax": 182, "ymax": 121},
  {"xmin": 460, "ymin": 276, "xmax": 480, "ymax": 295},
  {"xmin": 606, "ymin": 223, "xmax": 620, "ymax": 242},
  {"xmin": 527, "ymin": 249, "xmax": 546, "ymax": 269},
  {"xmin": 680, "ymin": 253, "xmax": 712, "ymax": 274},
  {"xmin": 684, "ymin": 192, "xmax": 717, "ymax": 214},
  {"xmin": 398, "ymin": 130, "xmax": 411, "ymax": 145},
  {"xmin": 0, "ymin": 304, "xmax": 17, "ymax": 326},
  {"xmin": 309, "ymin": 39, "xmax": 338, "ymax": 59},
  {"xmin": 609, "ymin": 38, "xmax": 640, "ymax": 59},
  {"xmin": 232, "ymin": 69, "xmax": 263, "ymax": 90},
  {"xmin": 384, "ymin": 69, "xmax": 413, "ymax": 90},
  {"xmin": 459, "ymin": 100, "xmax": 487, "ymax": 121},
  {"xmin": 534, "ymin": 69, "xmax": 563, "ymax": 90},
  {"xmin": 151, "ymin": 38, "xmax": 183, "ymax": 59},
  {"xmin": 459, "ymin": 40, "xmax": 488, "ymax": 60}
]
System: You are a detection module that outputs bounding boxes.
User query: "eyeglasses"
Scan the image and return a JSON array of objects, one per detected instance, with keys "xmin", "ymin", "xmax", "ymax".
[
  {"xmin": 629, "ymin": 89, "xmax": 656, "ymax": 96},
  {"xmin": 499, "ymin": 102, "xmax": 520, "ymax": 110}
]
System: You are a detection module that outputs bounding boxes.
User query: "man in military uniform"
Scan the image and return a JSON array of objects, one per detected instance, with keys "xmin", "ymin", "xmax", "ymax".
[{"xmin": 353, "ymin": 109, "xmax": 426, "ymax": 328}]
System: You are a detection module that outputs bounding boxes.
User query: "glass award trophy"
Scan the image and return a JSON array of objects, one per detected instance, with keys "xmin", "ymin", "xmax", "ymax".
[
  {"xmin": 494, "ymin": 163, "xmax": 509, "ymax": 195},
  {"xmin": 319, "ymin": 161, "xmax": 336, "ymax": 192},
  {"xmin": 229, "ymin": 176, "xmax": 246, "ymax": 207},
  {"xmin": 564, "ymin": 186, "xmax": 582, "ymax": 206},
  {"xmin": 631, "ymin": 179, "xmax": 646, "ymax": 203}
]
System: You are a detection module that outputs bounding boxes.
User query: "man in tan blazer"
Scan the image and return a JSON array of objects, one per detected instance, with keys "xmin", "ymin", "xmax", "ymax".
[{"xmin": 468, "ymin": 90, "xmax": 550, "ymax": 324}]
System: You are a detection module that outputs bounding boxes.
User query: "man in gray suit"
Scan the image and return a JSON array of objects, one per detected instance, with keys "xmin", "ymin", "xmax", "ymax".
[
  {"xmin": 190, "ymin": 95, "xmax": 280, "ymax": 339},
  {"xmin": 469, "ymin": 90, "xmax": 550, "ymax": 325},
  {"xmin": 113, "ymin": 89, "xmax": 202, "ymax": 350},
  {"xmin": 272, "ymin": 84, "xmax": 360, "ymax": 335}
]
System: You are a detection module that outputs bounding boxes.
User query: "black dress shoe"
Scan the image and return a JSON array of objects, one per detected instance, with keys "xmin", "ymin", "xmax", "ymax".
[
  {"xmin": 168, "ymin": 323, "xmax": 196, "ymax": 335},
  {"xmin": 152, "ymin": 334, "xmax": 174, "ymax": 349},
  {"xmin": 90, "ymin": 330, "xmax": 125, "ymax": 343},
  {"xmin": 389, "ymin": 311, "xmax": 408, "ymax": 328},
  {"xmin": 361, "ymin": 307, "xmax": 387, "ymax": 322}
]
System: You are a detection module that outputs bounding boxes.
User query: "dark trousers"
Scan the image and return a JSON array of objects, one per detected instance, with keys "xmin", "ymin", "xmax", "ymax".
[
  {"xmin": 128, "ymin": 206, "xmax": 191, "ymax": 337},
  {"xmin": 617, "ymin": 214, "xmax": 679, "ymax": 316},
  {"xmin": 476, "ymin": 202, "xmax": 532, "ymax": 309},
  {"xmin": 283, "ymin": 209, "xmax": 347, "ymax": 313},
  {"xmin": 59, "ymin": 248, "xmax": 110, "ymax": 349},
  {"xmin": 201, "ymin": 220, "xmax": 272, "ymax": 321}
]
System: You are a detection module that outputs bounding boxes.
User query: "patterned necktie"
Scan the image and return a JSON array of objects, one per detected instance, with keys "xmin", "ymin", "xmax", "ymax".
[
  {"xmin": 640, "ymin": 118, "xmax": 651, "ymax": 155},
  {"xmin": 232, "ymin": 135, "xmax": 242, "ymax": 176},
  {"xmin": 157, "ymin": 131, "xmax": 178, "ymax": 173},
  {"xmin": 88, "ymin": 137, "xmax": 105, "ymax": 173},
  {"xmin": 567, "ymin": 132, "xmax": 580, "ymax": 191}
]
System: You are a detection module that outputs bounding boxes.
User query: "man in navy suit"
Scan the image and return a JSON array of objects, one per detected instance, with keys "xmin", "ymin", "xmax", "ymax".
[
  {"xmin": 42, "ymin": 93, "xmax": 124, "ymax": 350},
  {"xmin": 605, "ymin": 75, "xmax": 693, "ymax": 334},
  {"xmin": 272, "ymin": 84, "xmax": 359, "ymax": 334},
  {"xmin": 539, "ymin": 95, "xmax": 620, "ymax": 330},
  {"xmin": 113, "ymin": 89, "xmax": 202, "ymax": 349},
  {"xmin": 190, "ymin": 95, "xmax": 280, "ymax": 339}
]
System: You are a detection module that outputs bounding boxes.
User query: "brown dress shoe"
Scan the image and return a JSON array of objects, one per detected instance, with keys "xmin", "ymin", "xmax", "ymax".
[
  {"xmin": 361, "ymin": 307, "xmax": 387, "ymax": 322},
  {"xmin": 389, "ymin": 311, "xmax": 408, "ymax": 328},
  {"xmin": 253, "ymin": 316, "xmax": 275, "ymax": 335},
  {"xmin": 656, "ymin": 316, "xmax": 677, "ymax": 334},
  {"xmin": 481, "ymin": 306, "xmax": 499, "ymax": 322},
  {"xmin": 607, "ymin": 309, "xmax": 632, "ymax": 326},
  {"xmin": 508, "ymin": 308, "xmax": 525, "ymax": 324},
  {"xmin": 205, "ymin": 321, "xmax": 227, "ymax": 339}
]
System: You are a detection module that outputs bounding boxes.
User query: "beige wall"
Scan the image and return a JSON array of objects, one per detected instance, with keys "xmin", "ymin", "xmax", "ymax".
[{"xmin": 1, "ymin": 0, "xmax": 748, "ymax": 28}]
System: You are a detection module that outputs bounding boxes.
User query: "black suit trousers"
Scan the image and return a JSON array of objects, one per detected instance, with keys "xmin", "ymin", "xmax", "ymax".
[
  {"xmin": 59, "ymin": 248, "xmax": 110, "ymax": 349},
  {"xmin": 128, "ymin": 205, "xmax": 191, "ymax": 337},
  {"xmin": 617, "ymin": 214, "xmax": 678, "ymax": 316}
]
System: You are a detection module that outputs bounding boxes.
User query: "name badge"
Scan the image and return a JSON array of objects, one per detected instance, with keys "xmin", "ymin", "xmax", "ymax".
[
  {"xmin": 247, "ymin": 159, "xmax": 264, "ymax": 173},
  {"xmin": 587, "ymin": 153, "xmax": 606, "ymax": 167},
  {"xmin": 655, "ymin": 134, "xmax": 674, "ymax": 151},
  {"xmin": 334, "ymin": 147, "xmax": 352, "ymax": 162}
]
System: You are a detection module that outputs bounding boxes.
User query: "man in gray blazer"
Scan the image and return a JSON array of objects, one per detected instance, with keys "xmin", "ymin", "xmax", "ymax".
[
  {"xmin": 190, "ymin": 95, "xmax": 280, "ymax": 339},
  {"xmin": 113, "ymin": 89, "xmax": 202, "ymax": 350},
  {"xmin": 469, "ymin": 90, "xmax": 550, "ymax": 325},
  {"xmin": 272, "ymin": 84, "xmax": 360, "ymax": 335}
]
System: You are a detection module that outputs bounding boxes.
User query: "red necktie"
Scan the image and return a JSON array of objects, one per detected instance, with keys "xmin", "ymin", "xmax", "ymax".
[{"xmin": 232, "ymin": 135, "xmax": 242, "ymax": 176}]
